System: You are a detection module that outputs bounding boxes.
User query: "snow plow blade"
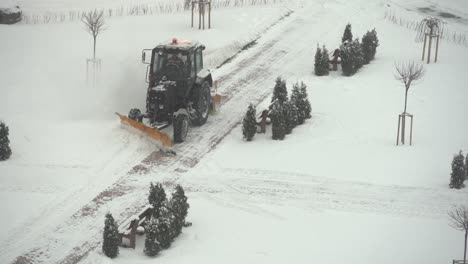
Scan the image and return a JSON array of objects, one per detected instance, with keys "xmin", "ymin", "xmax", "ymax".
[
  {"xmin": 211, "ymin": 81, "xmax": 222, "ymax": 112},
  {"xmin": 115, "ymin": 112, "xmax": 174, "ymax": 152}
]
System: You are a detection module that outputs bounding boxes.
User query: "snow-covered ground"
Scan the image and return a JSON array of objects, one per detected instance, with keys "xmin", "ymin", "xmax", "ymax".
[{"xmin": 1, "ymin": 0, "xmax": 468, "ymax": 263}]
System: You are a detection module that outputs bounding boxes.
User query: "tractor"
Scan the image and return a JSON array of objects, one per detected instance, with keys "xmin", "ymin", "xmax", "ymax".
[{"xmin": 116, "ymin": 38, "xmax": 219, "ymax": 149}]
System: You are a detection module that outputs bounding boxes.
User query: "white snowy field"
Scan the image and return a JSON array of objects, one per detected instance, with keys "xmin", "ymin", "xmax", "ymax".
[{"xmin": 1, "ymin": 0, "xmax": 468, "ymax": 263}]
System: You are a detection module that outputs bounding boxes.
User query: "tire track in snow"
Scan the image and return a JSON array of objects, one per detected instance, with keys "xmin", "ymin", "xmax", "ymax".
[{"xmin": 185, "ymin": 168, "xmax": 467, "ymax": 219}]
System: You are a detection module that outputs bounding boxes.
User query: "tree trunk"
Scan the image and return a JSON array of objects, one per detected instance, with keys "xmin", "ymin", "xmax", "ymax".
[
  {"xmin": 93, "ymin": 36, "xmax": 96, "ymax": 60},
  {"xmin": 401, "ymin": 88, "xmax": 409, "ymax": 144},
  {"xmin": 404, "ymin": 88, "xmax": 408, "ymax": 114},
  {"xmin": 464, "ymin": 230, "xmax": 467, "ymax": 263}
]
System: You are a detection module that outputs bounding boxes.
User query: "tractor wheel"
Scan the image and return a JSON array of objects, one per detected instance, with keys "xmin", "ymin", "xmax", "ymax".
[
  {"xmin": 191, "ymin": 81, "xmax": 211, "ymax": 126},
  {"xmin": 128, "ymin": 108, "xmax": 141, "ymax": 122},
  {"xmin": 173, "ymin": 114, "xmax": 189, "ymax": 143}
]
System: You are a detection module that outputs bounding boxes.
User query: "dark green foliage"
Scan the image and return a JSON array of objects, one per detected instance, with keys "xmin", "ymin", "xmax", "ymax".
[
  {"xmin": 284, "ymin": 99, "xmax": 298, "ymax": 134},
  {"xmin": 102, "ymin": 213, "xmax": 119, "ymax": 258},
  {"xmin": 169, "ymin": 185, "xmax": 190, "ymax": 238},
  {"xmin": 465, "ymin": 154, "xmax": 468, "ymax": 180},
  {"xmin": 450, "ymin": 151, "xmax": 466, "ymax": 189},
  {"xmin": 242, "ymin": 104, "xmax": 257, "ymax": 141},
  {"xmin": 291, "ymin": 82, "xmax": 312, "ymax": 125},
  {"xmin": 342, "ymin": 23, "xmax": 353, "ymax": 43},
  {"xmin": 144, "ymin": 218, "xmax": 161, "ymax": 256},
  {"xmin": 314, "ymin": 45, "xmax": 330, "ymax": 76},
  {"xmin": 148, "ymin": 183, "xmax": 166, "ymax": 218},
  {"xmin": 300, "ymin": 82, "xmax": 312, "ymax": 121},
  {"xmin": 321, "ymin": 46, "xmax": 330, "ymax": 75},
  {"xmin": 361, "ymin": 29, "xmax": 379, "ymax": 64},
  {"xmin": 171, "ymin": 185, "xmax": 189, "ymax": 224},
  {"xmin": 0, "ymin": 121, "xmax": 12, "ymax": 161},
  {"xmin": 314, "ymin": 46, "xmax": 324, "ymax": 76},
  {"xmin": 164, "ymin": 201, "xmax": 179, "ymax": 240},
  {"xmin": 271, "ymin": 77, "xmax": 288, "ymax": 104},
  {"xmin": 340, "ymin": 39, "xmax": 364, "ymax": 76},
  {"xmin": 271, "ymin": 101, "xmax": 286, "ymax": 140},
  {"xmin": 155, "ymin": 212, "xmax": 172, "ymax": 249}
]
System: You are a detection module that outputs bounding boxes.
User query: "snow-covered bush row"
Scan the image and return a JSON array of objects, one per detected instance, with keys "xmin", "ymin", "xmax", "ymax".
[
  {"xmin": 242, "ymin": 78, "xmax": 311, "ymax": 141},
  {"xmin": 314, "ymin": 24, "xmax": 379, "ymax": 77},
  {"xmin": 102, "ymin": 183, "xmax": 190, "ymax": 258},
  {"xmin": 145, "ymin": 183, "xmax": 190, "ymax": 257},
  {"xmin": 340, "ymin": 24, "xmax": 379, "ymax": 76}
]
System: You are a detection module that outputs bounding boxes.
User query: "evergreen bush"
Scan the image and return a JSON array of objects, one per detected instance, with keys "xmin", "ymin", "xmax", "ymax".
[
  {"xmin": 0, "ymin": 121, "xmax": 12, "ymax": 161},
  {"xmin": 170, "ymin": 185, "xmax": 190, "ymax": 237},
  {"xmin": 321, "ymin": 45, "xmax": 330, "ymax": 75},
  {"xmin": 271, "ymin": 101, "xmax": 286, "ymax": 140},
  {"xmin": 361, "ymin": 29, "xmax": 379, "ymax": 64},
  {"xmin": 271, "ymin": 77, "xmax": 288, "ymax": 104},
  {"xmin": 314, "ymin": 45, "xmax": 330, "ymax": 76},
  {"xmin": 144, "ymin": 218, "xmax": 161, "ymax": 256},
  {"xmin": 284, "ymin": 99, "xmax": 298, "ymax": 134},
  {"xmin": 102, "ymin": 213, "xmax": 119, "ymax": 258},
  {"xmin": 148, "ymin": 183, "xmax": 166, "ymax": 218},
  {"xmin": 450, "ymin": 151, "xmax": 466, "ymax": 189},
  {"xmin": 340, "ymin": 38, "xmax": 364, "ymax": 76},
  {"xmin": 155, "ymin": 214, "xmax": 172, "ymax": 249},
  {"xmin": 242, "ymin": 104, "xmax": 257, "ymax": 141},
  {"xmin": 342, "ymin": 23, "xmax": 353, "ymax": 43}
]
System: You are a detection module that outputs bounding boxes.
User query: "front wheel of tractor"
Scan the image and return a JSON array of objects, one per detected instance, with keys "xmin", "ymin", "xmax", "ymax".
[
  {"xmin": 128, "ymin": 108, "xmax": 142, "ymax": 122},
  {"xmin": 190, "ymin": 81, "xmax": 211, "ymax": 126},
  {"xmin": 173, "ymin": 113, "xmax": 190, "ymax": 143}
]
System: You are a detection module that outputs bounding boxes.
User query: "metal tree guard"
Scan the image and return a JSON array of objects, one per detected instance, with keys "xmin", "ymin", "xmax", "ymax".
[
  {"xmin": 415, "ymin": 17, "xmax": 444, "ymax": 64},
  {"xmin": 191, "ymin": 0, "xmax": 211, "ymax": 30},
  {"xmin": 86, "ymin": 58, "xmax": 101, "ymax": 88},
  {"xmin": 396, "ymin": 112, "xmax": 414, "ymax": 146}
]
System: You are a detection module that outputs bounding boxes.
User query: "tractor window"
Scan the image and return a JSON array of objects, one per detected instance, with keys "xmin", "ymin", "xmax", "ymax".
[
  {"xmin": 195, "ymin": 48, "xmax": 203, "ymax": 74},
  {"xmin": 153, "ymin": 51, "xmax": 190, "ymax": 75},
  {"xmin": 190, "ymin": 53, "xmax": 196, "ymax": 77},
  {"xmin": 152, "ymin": 52, "xmax": 166, "ymax": 74}
]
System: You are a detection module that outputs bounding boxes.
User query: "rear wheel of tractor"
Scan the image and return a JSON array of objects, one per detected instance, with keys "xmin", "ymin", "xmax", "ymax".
[
  {"xmin": 191, "ymin": 81, "xmax": 211, "ymax": 126},
  {"xmin": 174, "ymin": 114, "xmax": 189, "ymax": 143},
  {"xmin": 128, "ymin": 108, "xmax": 141, "ymax": 122}
]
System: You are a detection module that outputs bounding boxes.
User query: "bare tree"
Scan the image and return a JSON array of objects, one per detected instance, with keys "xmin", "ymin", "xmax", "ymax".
[
  {"xmin": 449, "ymin": 206, "xmax": 468, "ymax": 263},
  {"xmin": 82, "ymin": 10, "xmax": 106, "ymax": 60},
  {"xmin": 394, "ymin": 61, "xmax": 425, "ymax": 114},
  {"xmin": 394, "ymin": 61, "xmax": 424, "ymax": 145}
]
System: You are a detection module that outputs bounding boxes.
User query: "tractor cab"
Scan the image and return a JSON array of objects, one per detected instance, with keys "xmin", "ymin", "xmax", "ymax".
[{"xmin": 143, "ymin": 38, "xmax": 206, "ymax": 87}]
